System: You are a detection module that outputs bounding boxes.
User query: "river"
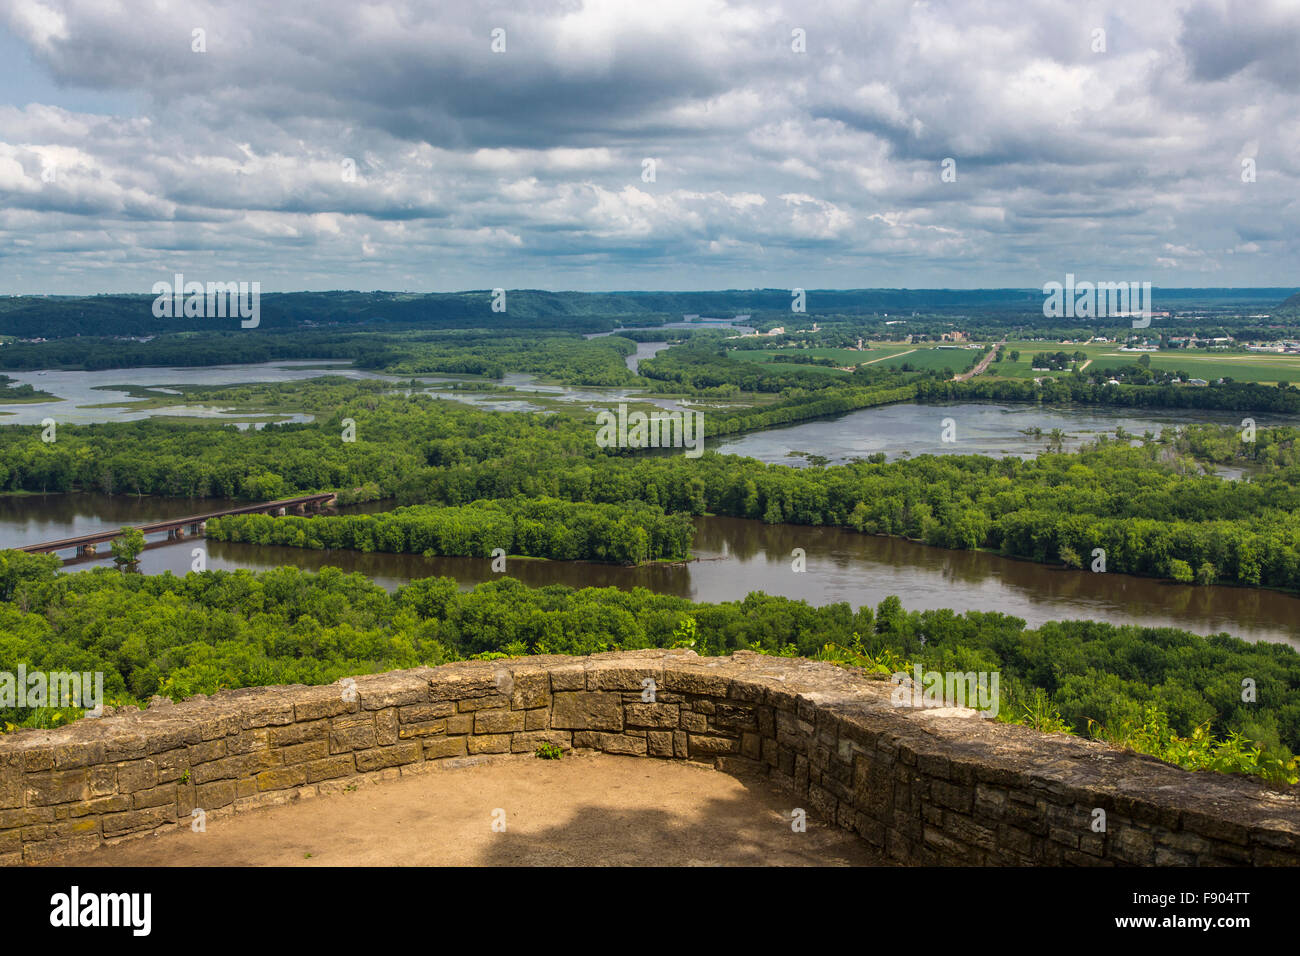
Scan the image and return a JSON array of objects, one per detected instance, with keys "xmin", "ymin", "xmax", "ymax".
[
  {"xmin": 6, "ymin": 361, "xmax": 1271, "ymax": 473},
  {"xmin": 5, "ymin": 495, "xmax": 1297, "ymax": 650},
  {"xmin": 711, "ymin": 401, "xmax": 1279, "ymax": 467},
  {"xmin": 0, "ymin": 360, "xmax": 697, "ymax": 422}
]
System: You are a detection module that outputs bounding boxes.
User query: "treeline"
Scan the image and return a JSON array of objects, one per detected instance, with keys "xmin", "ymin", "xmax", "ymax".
[
  {"xmin": 0, "ymin": 326, "xmax": 641, "ymax": 386},
  {"xmin": 1031, "ymin": 351, "xmax": 1085, "ymax": 370},
  {"xmin": 382, "ymin": 332, "xmax": 637, "ymax": 386},
  {"xmin": 1173, "ymin": 423, "xmax": 1300, "ymax": 471},
  {"xmin": 639, "ymin": 338, "xmax": 851, "ymax": 392},
  {"xmin": 703, "ymin": 383, "xmax": 917, "ymax": 437},
  {"xmin": 0, "ymin": 330, "xmax": 393, "ymax": 372},
  {"xmin": 8, "ymin": 389, "xmax": 1300, "ymax": 589},
  {"xmin": 918, "ymin": 376, "xmax": 1300, "ymax": 413},
  {"xmin": 5, "ymin": 288, "xmax": 1295, "ymax": 346},
  {"xmin": 0, "ymin": 563, "xmax": 1295, "ymax": 768},
  {"xmin": 208, "ymin": 497, "xmax": 694, "ymax": 565},
  {"xmin": 0, "ymin": 291, "xmax": 656, "ymax": 338},
  {"xmin": 769, "ymin": 353, "xmax": 840, "ymax": 367},
  {"xmin": 0, "ymin": 376, "xmax": 55, "ymax": 402}
]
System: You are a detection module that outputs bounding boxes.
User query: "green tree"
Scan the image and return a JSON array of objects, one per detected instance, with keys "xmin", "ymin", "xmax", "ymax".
[{"xmin": 110, "ymin": 527, "xmax": 145, "ymax": 570}]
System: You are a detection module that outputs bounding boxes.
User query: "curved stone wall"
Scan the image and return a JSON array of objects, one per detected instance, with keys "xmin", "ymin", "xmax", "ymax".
[{"xmin": 1, "ymin": 649, "xmax": 1296, "ymax": 865}]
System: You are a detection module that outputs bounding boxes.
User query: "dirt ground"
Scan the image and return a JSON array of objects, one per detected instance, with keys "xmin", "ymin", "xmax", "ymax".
[{"xmin": 53, "ymin": 753, "xmax": 887, "ymax": 867}]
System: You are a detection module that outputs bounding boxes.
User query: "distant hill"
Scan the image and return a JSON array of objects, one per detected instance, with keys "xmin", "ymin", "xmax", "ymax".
[
  {"xmin": 1, "ymin": 287, "xmax": 1296, "ymax": 338},
  {"xmin": 0, "ymin": 289, "xmax": 1045, "ymax": 337}
]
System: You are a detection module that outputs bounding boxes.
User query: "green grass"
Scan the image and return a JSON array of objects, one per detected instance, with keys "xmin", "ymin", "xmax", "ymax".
[
  {"xmin": 872, "ymin": 347, "xmax": 981, "ymax": 373},
  {"xmin": 728, "ymin": 343, "xmax": 981, "ymax": 376},
  {"xmin": 1111, "ymin": 352, "xmax": 1300, "ymax": 384},
  {"xmin": 728, "ymin": 343, "xmax": 916, "ymax": 370},
  {"xmin": 986, "ymin": 341, "xmax": 1300, "ymax": 385}
]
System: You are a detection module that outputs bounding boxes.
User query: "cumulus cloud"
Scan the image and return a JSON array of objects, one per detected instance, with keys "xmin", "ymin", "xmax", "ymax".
[{"xmin": 0, "ymin": 0, "xmax": 1295, "ymax": 292}]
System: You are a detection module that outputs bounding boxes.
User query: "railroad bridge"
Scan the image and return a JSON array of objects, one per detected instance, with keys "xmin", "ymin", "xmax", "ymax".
[{"xmin": 16, "ymin": 493, "xmax": 337, "ymax": 559}]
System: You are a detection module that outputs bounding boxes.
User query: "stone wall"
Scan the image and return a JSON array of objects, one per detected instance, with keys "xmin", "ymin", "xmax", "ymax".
[{"xmin": 1, "ymin": 649, "xmax": 1297, "ymax": 865}]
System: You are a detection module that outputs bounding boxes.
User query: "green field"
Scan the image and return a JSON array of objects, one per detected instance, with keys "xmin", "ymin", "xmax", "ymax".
[
  {"xmin": 987, "ymin": 341, "xmax": 1300, "ymax": 385},
  {"xmin": 872, "ymin": 347, "xmax": 982, "ymax": 373},
  {"xmin": 728, "ymin": 343, "xmax": 920, "ymax": 371},
  {"xmin": 727, "ymin": 343, "xmax": 980, "ymax": 375}
]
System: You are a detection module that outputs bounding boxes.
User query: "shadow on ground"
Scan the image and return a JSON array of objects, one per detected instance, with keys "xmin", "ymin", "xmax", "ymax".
[{"xmin": 49, "ymin": 754, "xmax": 889, "ymax": 867}]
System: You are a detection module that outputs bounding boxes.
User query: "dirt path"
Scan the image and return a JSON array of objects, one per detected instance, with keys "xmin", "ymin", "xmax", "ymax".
[
  {"xmin": 856, "ymin": 347, "xmax": 917, "ymax": 366},
  {"xmin": 51, "ymin": 753, "xmax": 889, "ymax": 867}
]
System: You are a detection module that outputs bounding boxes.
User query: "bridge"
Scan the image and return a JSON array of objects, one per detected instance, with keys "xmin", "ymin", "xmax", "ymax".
[{"xmin": 16, "ymin": 493, "xmax": 337, "ymax": 559}]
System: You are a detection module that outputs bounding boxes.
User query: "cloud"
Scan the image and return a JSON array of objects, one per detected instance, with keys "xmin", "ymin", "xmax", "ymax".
[{"xmin": 0, "ymin": 0, "xmax": 1295, "ymax": 292}]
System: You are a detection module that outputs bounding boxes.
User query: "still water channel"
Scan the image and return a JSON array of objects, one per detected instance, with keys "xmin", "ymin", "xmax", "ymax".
[{"xmin": 4, "ymin": 495, "xmax": 1296, "ymax": 650}]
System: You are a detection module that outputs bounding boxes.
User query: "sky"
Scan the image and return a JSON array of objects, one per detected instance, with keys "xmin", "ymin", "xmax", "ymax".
[{"xmin": 0, "ymin": 0, "xmax": 1296, "ymax": 295}]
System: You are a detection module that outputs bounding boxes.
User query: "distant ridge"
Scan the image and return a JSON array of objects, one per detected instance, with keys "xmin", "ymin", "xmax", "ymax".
[{"xmin": 1, "ymin": 288, "xmax": 1296, "ymax": 337}]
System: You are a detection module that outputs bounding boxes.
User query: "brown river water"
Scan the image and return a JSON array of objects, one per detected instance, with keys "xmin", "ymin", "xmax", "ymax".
[{"xmin": 4, "ymin": 494, "xmax": 1297, "ymax": 650}]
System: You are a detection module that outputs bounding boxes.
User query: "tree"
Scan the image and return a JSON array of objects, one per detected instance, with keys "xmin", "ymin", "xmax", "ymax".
[
  {"xmin": 1195, "ymin": 561, "xmax": 1217, "ymax": 586},
  {"xmin": 110, "ymin": 527, "xmax": 145, "ymax": 571},
  {"xmin": 0, "ymin": 550, "xmax": 60, "ymax": 603}
]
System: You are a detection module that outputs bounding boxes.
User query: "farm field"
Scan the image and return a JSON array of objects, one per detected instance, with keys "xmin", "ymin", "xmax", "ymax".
[
  {"xmin": 729, "ymin": 343, "xmax": 914, "ymax": 364},
  {"xmin": 987, "ymin": 341, "xmax": 1300, "ymax": 384},
  {"xmin": 871, "ymin": 346, "xmax": 982, "ymax": 374},
  {"xmin": 727, "ymin": 343, "xmax": 974, "ymax": 374}
]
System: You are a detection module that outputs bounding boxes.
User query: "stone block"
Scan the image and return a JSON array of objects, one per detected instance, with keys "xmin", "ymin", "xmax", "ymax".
[
  {"xmin": 354, "ymin": 743, "xmax": 423, "ymax": 772},
  {"xmin": 424, "ymin": 737, "xmax": 468, "ymax": 760},
  {"xmin": 329, "ymin": 714, "xmax": 377, "ymax": 753},
  {"xmin": 467, "ymin": 735, "xmax": 511, "ymax": 755},
  {"xmin": 474, "ymin": 710, "xmax": 526, "ymax": 735},
  {"xmin": 551, "ymin": 692, "xmax": 623, "ymax": 731},
  {"xmin": 624, "ymin": 703, "xmax": 679, "ymax": 728}
]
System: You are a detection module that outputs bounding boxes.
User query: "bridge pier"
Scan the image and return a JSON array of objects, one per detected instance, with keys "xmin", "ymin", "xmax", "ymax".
[{"xmin": 76, "ymin": 544, "xmax": 96, "ymax": 558}]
